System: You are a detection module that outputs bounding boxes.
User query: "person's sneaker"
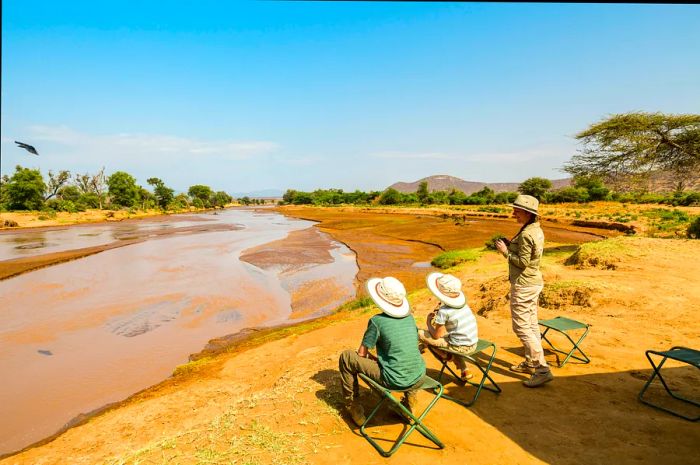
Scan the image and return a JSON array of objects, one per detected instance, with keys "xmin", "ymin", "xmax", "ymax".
[
  {"xmin": 510, "ymin": 360, "xmax": 536, "ymax": 375},
  {"xmin": 459, "ymin": 370, "xmax": 474, "ymax": 382},
  {"xmin": 523, "ymin": 370, "xmax": 554, "ymax": 388},
  {"xmin": 346, "ymin": 402, "xmax": 366, "ymax": 426}
]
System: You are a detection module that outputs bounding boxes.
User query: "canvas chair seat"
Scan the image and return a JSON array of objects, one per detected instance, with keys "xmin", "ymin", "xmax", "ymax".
[{"xmin": 539, "ymin": 316, "xmax": 591, "ymax": 367}]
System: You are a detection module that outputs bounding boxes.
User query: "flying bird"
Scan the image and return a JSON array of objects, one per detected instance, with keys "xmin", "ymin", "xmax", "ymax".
[{"xmin": 15, "ymin": 141, "xmax": 39, "ymax": 155}]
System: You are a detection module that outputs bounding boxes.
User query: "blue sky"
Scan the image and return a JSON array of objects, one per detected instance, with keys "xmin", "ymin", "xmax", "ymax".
[{"xmin": 2, "ymin": 2, "xmax": 699, "ymax": 195}]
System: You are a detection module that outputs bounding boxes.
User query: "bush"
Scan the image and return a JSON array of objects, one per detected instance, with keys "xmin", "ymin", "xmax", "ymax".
[
  {"xmin": 44, "ymin": 199, "xmax": 78, "ymax": 213},
  {"xmin": 431, "ymin": 248, "xmax": 483, "ymax": 269},
  {"xmin": 687, "ymin": 217, "xmax": 700, "ymax": 239}
]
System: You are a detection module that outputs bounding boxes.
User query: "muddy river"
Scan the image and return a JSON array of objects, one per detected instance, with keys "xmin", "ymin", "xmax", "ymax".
[{"xmin": 0, "ymin": 209, "xmax": 357, "ymax": 455}]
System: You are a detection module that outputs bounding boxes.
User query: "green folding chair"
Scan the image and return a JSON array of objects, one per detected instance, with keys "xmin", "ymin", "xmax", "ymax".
[
  {"xmin": 539, "ymin": 316, "xmax": 591, "ymax": 367},
  {"xmin": 426, "ymin": 338, "xmax": 502, "ymax": 408},
  {"xmin": 638, "ymin": 346, "xmax": 700, "ymax": 421},
  {"xmin": 358, "ymin": 373, "xmax": 444, "ymax": 457}
]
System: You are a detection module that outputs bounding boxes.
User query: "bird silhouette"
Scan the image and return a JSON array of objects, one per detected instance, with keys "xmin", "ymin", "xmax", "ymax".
[{"xmin": 15, "ymin": 141, "xmax": 39, "ymax": 155}]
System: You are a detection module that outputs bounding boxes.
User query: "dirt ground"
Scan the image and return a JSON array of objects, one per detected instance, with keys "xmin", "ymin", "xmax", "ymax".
[{"xmin": 2, "ymin": 207, "xmax": 699, "ymax": 465}]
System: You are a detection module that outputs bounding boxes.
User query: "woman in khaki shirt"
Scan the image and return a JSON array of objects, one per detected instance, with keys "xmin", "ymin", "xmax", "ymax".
[{"xmin": 496, "ymin": 194, "xmax": 553, "ymax": 388}]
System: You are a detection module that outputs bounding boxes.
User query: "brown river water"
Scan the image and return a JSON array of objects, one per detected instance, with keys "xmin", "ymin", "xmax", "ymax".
[{"xmin": 0, "ymin": 208, "xmax": 357, "ymax": 455}]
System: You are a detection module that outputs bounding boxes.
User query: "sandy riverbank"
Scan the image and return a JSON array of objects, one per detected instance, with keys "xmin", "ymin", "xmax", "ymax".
[{"xmin": 2, "ymin": 207, "xmax": 699, "ymax": 464}]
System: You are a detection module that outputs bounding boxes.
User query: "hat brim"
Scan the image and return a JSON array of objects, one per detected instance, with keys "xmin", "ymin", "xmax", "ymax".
[
  {"xmin": 508, "ymin": 203, "xmax": 539, "ymax": 216},
  {"xmin": 366, "ymin": 278, "xmax": 410, "ymax": 318},
  {"xmin": 426, "ymin": 272, "xmax": 466, "ymax": 308}
]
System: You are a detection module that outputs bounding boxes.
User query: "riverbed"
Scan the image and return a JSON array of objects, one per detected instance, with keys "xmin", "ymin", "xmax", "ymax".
[{"xmin": 0, "ymin": 208, "xmax": 357, "ymax": 455}]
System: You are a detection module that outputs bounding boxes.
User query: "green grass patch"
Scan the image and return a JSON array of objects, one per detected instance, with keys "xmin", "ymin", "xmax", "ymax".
[
  {"xmin": 431, "ymin": 248, "xmax": 483, "ymax": 269},
  {"xmin": 564, "ymin": 237, "xmax": 640, "ymax": 269}
]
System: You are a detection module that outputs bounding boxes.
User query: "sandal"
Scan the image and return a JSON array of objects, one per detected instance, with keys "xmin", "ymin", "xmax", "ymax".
[{"xmin": 459, "ymin": 370, "xmax": 474, "ymax": 381}]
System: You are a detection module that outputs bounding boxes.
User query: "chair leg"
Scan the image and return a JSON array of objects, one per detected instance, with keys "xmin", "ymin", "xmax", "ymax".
[
  {"xmin": 541, "ymin": 327, "xmax": 591, "ymax": 367},
  {"xmin": 638, "ymin": 351, "xmax": 700, "ymax": 422},
  {"xmin": 359, "ymin": 376, "xmax": 445, "ymax": 457},
  {"xmin": 429, "ymin": 345, "xmax": 501, "ymax": 408}
]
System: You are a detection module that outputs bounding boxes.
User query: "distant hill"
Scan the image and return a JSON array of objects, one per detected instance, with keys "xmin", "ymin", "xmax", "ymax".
[{"xmin": 388, "ymin": 175, "xmax": 571, "ymax": 194}]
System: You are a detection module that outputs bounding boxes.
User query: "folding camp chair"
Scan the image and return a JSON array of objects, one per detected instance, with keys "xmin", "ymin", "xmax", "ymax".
[
  {"xmin": 539, "ymin": 316, "xmax": 591, "ymax": 367},
  {"xmin": 426, "ymin": 338, "xmax": 501, "ymax": 408},
  {"xmin": 357, "ymin": 373, "xmax": 444, "ymax": 457},
  {"xmin": 638, "ymin": 346, "xmax": 700, "ymax": 421}
]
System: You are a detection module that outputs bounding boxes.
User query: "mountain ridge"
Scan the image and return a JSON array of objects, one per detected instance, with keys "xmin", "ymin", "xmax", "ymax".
[{"xmin": 388, "ymin": 174, "xmax": 571, "ymax": 194}]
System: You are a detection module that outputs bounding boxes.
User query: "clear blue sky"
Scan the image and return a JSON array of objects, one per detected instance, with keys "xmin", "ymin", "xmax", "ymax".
[{"xmin": 2, "ymin": 2, "xmax": 699, "ymax": 195}]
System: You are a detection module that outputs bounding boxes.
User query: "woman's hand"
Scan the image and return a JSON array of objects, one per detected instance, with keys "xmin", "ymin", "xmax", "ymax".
[{"xmin": 495, "ymin": 239, "xmax": 508, "ymax": 255}]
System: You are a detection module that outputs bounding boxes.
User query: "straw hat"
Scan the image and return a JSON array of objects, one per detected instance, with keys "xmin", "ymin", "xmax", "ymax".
[
  {"xmin": 426, "ymin": 272, "xmax": 466, "ymax": 308},
  {"xmin": 366, "ymin": 276, "xmax": 410, "ymax": 318},
  {"xmin": 509, "ymin": 194, "xmax": 539, "ymax": 216}
]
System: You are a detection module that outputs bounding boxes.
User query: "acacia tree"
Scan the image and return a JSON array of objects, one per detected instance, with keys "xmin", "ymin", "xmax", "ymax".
[
  {"xmin": 44, "ymin": 170, "xmax": 71, "ymax": 201},
  {"xmin": 518, "ymin": 177, "xmax": 552, "ymax": 200},
  {"xmin": 147, "ymin": 177, "xmax": 175, "ymax": 210},
  {"xmin": 565, "ymin": 112, "xmax": 700, "ymax": 190},
  {"xmin": 75, "ymin": 167, "xmax": 106, "ymax": 209}
]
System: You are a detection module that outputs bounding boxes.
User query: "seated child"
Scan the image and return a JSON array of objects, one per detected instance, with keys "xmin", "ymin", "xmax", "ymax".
[{"xmin": 418, "ymin": 272, "xmax": 479, "ymax": 381}]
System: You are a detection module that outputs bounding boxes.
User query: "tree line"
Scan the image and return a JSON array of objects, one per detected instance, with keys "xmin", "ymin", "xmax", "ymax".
[
  {"xmin": 0, "ymin": 166, "xmax": 237, "ymax": 212},
  {"xmin": 283, "ymin": 111, "xmax": 700, "ymax": 207},
  {"xmin": 281, "ymin": 176, "xmax": 700, "ymax": 207}
]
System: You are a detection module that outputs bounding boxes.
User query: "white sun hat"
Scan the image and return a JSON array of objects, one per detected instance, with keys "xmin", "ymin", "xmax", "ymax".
[
  {"xmin": 426, "ymin": 272, "xmax": 466, "ymax": 309},
  {"xmin": 366, "ymin": 276, "xmax": 410, "ymax": 318}
]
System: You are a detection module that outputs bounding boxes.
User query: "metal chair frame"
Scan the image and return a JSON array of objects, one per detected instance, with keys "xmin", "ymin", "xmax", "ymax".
[
  {"xmin": 638, "ymin": 346, "xmax": 700, "ymax": 422},
  {"xmin": 426, "ymin": 338, "xmax": 502, "ymax": 408},
  {"xmin": 539, "ymin": 316, "xmax": 591, "ymax": 367},
  {"xmin": 358, "ymin": 373, "xmax": 444, "ymax": 457}
]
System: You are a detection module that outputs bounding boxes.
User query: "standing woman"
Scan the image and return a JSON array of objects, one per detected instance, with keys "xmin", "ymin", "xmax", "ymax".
[{"xmin": 495, "ymin": 194, "xmax": 553, "ymax": 388}]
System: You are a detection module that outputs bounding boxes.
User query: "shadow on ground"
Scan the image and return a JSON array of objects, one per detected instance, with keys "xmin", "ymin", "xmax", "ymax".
[{"xmin": 312, "ymin": 365, "xmax": 700, "ymax": 465}]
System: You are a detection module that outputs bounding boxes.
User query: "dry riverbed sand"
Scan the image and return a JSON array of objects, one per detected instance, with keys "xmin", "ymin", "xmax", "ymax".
[{"xmin": 2, "ymin": 206, "xmax": 699, "ymax": 464}]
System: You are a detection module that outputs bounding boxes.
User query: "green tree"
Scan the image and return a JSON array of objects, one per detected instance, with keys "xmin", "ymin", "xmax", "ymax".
[
  {"xmin": 5, "ymin": 165, "xmax": 46, "ymax": 210},
  {"xmin": 573, "ymin": 175, "xmax": 610, "ymax": 201},
  {"xmin": 146, "ymin": 177, "xmax": 175, "ymax": 210},
  {"xmin": 107, "ymin": 171, "xmax": 140, "ymax": 208},
  {"xmin": 565, "ymin": 112, "xmax": 700, "ymax": 190},
  {"xmin": 518, "ymin": 177, "xmax": 552, "ymax": 200},
  {"xmin": 417, "ymin": 181, "xmax": 429, "ymax": 205},
  {"xmin": 188, "ymin": 184, "xmax": 213, "ymax": 208},
  {"xmin": 378, "ymin": 188, "xmax": 401, "ymax": 205},
  {"xmin": 58, "ymin": 185, "xmax": 81, "ymax": 202},
  {"xmin": 211, "ymin": 191, "xmax": 232, "ymax": 208},
  {"xmin": 44, "ymin": 170, "xmax": 71, "ymax": 201}
]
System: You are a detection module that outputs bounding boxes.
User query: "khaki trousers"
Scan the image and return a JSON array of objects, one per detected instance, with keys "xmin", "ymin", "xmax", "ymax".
[
  {"xmin": 418, "ymin": 330, "xmax": 477, "ymax": 371},
  {"xmin": 338, "ymin": 349, "xmax": 423, "ymax": 404},
  {"xmin": 510, "ymin": 284, "xmax": 548, "ymax": 368}
]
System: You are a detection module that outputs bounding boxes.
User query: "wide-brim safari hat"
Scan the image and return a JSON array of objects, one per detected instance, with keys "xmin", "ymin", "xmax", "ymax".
[
  {"xmin": 509, "ymin": 194, "xmax": 539, "ymax": 216},
  {"xmin": 426, "ymin": 272, "xmax": 466, "ymax": 308},
  {"xmin": 366, "ymin": 276, "xmax": 410, "ymax": 318}
]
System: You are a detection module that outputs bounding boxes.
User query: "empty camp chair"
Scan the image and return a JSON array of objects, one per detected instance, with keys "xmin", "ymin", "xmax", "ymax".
[
  {"xmin": 638, "ymin": 346, "xmax": 700, "ymax": 421},
  {"xmin": 539, "ymin": 316, "xmax": 591, "ymax": 367},
  {"xmin": 357, "ymin": 373, "xmax": 444, "ymax": 457},
  {"xmin": 426, "ymin": 338, "xmax": 501, "ymax": 407}
]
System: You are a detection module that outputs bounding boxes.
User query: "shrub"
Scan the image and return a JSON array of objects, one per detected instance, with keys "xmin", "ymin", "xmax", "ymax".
[{"xmin": 688, "ymin": 217, "xmax": 700, "ymax": 239}]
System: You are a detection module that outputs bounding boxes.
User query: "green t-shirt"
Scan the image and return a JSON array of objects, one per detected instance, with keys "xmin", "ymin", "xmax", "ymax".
[{"xmin": 361, "ymin": 313, "xmax": 426, "ymax": 389}]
